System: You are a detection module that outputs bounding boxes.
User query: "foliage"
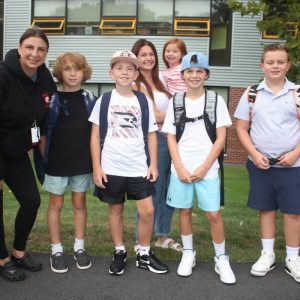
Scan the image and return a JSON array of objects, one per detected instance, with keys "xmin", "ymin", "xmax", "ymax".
[{"xmin": 229, "ymin": 0, "xmax": 300, "ymax": 83}]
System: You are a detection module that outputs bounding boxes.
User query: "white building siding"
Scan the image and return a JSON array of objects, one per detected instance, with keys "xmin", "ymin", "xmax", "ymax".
[{"xmin": 4, "ymin": 0, "xmax": 266, "ymax": 88}]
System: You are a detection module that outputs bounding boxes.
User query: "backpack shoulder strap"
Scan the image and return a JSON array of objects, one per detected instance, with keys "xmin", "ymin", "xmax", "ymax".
[
  {"xmin": 247, "ymin": 84, "xmax": 259, "ymax": 122},
  {"xmin": 173, "ymin": 91, "xmax": 186, "ymax": 142},
  {"xmin": 82, "ymin": 89, "xmax": 97, "ymax": 116},
  {"xmin": 133, "ymin": 90, "xmax": 149, "ymax": 141},
  {"xmin": 292, "ymin": 86, "xmax": 300, "ymax": 120},
  {"xmin": 133, "ymin": 90, "xmax": 150, "ymax": 166},
  {"xmin": 203, "ymin": 90, "xmax": 218, "ymax": 143},
  {"xmin": 99, "ymin": 91, "xmax": 112, "ymax": 148}
]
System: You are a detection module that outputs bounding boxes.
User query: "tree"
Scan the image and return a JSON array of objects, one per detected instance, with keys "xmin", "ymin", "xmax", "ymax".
[{"xmin": 228, "ymin": 0, "xmax": 300, "ymax": 82}]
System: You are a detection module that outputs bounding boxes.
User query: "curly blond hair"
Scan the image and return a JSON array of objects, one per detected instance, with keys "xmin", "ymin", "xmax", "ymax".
[{"xmin": 52, "ymin": 52, "xmax": 92, "ymax": 83}]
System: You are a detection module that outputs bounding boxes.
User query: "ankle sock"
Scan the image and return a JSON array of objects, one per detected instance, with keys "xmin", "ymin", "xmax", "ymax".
[
  {"xmin": 261, "ymin": 238, "xmax": 275, "ymax": 253},
  {"xmin": 51, "ymin": 243, "xmax": 63, "ymax": 255},
  {"xmin": 139, "ymin": 245, "xmax": 150, "ymax": 256},
  {"xmin": 115, "ymin": 245, "xmax": 125, "ymax": 252},
  {"xmin": 74, "ymin": 238, "xmax": 85, "ymax": 252},
  {"xmin": 181, "ymin": 234, "xmax": 193, "ymax": 251},
  {"xmin": 213, "ymin": 240, "xmax": 225, "ymax": 257}
]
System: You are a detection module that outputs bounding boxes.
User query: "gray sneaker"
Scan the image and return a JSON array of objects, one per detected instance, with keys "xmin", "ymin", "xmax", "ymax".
[
  {"xmin": 50, "ymin": 252, "xmax": 68, "ymax": 273},
  {"xmin": 74, "ymin": 250, "xmax": 92, "ymax": 270}
]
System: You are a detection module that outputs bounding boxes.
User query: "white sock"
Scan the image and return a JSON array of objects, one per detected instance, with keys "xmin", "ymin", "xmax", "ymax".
[
  {"xmin": 261, "ymin": 238, "xmax": 275, "ymax": 253},
  {"xmin": 286, "ymin": 246, "xmax": 299, "ymax": 260},
  {"xmin": 213, "ymin": 240, "xmax": 225, "ymax": 257},
  {"xmin": 181, "ymin": 234, "xmax": 193, "ymax": 252},
  {"xmin": 115, "ymin": 245, "xmax": 126, "ymax": 252},
  {"xmin": 74, "ymin": 238, "xmax": 85, "ymax": 252},
  {"xmin": 51, "ymin": 243, "xmax": 63, "ymax": 255},
  {"xmin": 139, "ymin": 245, "xmax": 150, "ymax": 256}
]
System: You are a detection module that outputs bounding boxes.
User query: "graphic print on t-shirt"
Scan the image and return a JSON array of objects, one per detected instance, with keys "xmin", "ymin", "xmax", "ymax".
[{"xmin": 110, "ymin": 104, "xmax": 142, "ymax": 138}]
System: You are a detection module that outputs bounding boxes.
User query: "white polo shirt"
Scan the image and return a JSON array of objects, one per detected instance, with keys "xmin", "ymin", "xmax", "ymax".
[{"xmin": 234, "ymin": 79, "xmax": 300, "ymax": 167}]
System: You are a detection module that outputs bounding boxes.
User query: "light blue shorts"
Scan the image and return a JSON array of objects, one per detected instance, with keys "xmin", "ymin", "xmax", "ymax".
[
  {"xmin": 43, "ymin": 173, "xmax": 93, "ymax": 195},
  {"xmin": 166, "ymin": 173, "xmax": 220, "ymax": 212}
]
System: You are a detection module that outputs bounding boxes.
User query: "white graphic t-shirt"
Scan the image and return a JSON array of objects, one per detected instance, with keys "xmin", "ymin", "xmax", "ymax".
[{"xmin": 89, "ymin": 89, "xmax": 158, "ymax": 177}]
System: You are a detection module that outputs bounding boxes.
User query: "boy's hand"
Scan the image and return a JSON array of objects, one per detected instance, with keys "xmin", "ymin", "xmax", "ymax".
[
  {"xmin": 177, "ymin": 166, "xmax": 192, "ymax": 183},
  {"xmin": 93, "ymin": 168, "xmax": 108, "ymax": 188},
  {"xmin": 277, "ymin": 150, "xmax": 298, "ymax": 167},
  {"xmin": 147, "ymin": 165, "xmax": 158, "ymax": 182},
  {"xmin": 190, "ymin": 165, "xmax": 208, "ymax": 181},
  {"xmin": 251, "ymin": 151, "xmax": 270, "ymax": 169}
]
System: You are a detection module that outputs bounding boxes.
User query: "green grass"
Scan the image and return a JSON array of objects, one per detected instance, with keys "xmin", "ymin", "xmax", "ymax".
[{"xmin": 3, "ymin": 165, "xmax": 285, "ymax": 262}]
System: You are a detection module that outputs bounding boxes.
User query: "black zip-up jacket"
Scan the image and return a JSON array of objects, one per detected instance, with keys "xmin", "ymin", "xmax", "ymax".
[{"xmin": 0, "ymin": 49, "xmax": 56, "ymax": 162}]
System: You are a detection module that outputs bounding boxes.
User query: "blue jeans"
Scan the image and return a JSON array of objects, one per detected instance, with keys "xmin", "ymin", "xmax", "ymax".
[{"xmin": 135, "ymin": 132, "xmax": 174, "ymax": 240}]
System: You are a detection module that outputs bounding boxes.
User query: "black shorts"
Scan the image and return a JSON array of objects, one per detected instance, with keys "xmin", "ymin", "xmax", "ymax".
[{"xmin": 94, "ymin": 175, "xmax": 155, "ymax": 204}]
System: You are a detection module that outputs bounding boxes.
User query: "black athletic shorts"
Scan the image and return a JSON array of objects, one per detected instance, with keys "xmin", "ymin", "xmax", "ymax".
[{"xmin": 94, "ymin": 175, "xmax": 155, "ymax": 204}]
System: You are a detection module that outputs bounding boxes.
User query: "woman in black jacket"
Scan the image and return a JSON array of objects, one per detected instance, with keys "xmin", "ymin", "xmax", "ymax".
[{"xmin": 0, "ymin": 27, "xmax": 56, "ymax": 282}]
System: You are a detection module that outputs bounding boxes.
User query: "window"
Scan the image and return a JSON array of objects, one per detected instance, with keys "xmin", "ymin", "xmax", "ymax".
[
  {"xmin": 102, "ymin": 0, "xmax": 136, "ymax": 16},
  {"xmin": 100, "ymin": 17, "xmax": 136, "ymax": 35},
  {"xmin": 137, "ymin": 0, "xmax": 173, "ymax": 35},
  {"xmin": 175, "ymin": 0, "xmax": 210, "ymax": 17},
  {"xmin": 31, "ymin": 0, "xmax": 233, "ymax": 41},
  {"xmin": 209, "ymin": 0, "xmax": 232, "ymax": 66},
  {"xmin": 34, "ymin": 0, "xmax": 65, "ymax": 16},
  {"xmin": 31, "ymin": 18, "xmax": 65, "ymax": 35},
  {"xmin": 66, "ymin": 0, "xmax": 101, "ymax": 35},
  {"xmin": 174, "ymin": 18, "xmax": 210, "ymax": 36}
]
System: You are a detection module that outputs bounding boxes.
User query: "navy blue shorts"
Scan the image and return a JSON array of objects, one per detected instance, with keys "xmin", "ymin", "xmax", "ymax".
[
  {"xmin": 94, "ymin": 175, "xmax": 154, "ymax": 204},
  {"xmin": 246, "ymin": 159, "xmax": 300, "ymax": 214}
]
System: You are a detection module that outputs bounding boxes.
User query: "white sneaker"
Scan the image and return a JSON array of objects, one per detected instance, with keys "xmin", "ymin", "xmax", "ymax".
[
  {"xmin": 177, "ymin": 250, "xmax": 196, "ymax": 277},
  {"xmin": 250, "ymin": 250, "xmax": 275, "ymax": 277},
  {"xmin": 285, "ymin": 256, "xmax": 300, "ymax": 283},
  {"xmin": 214, "ymin": 255, "xmax": 236, "ymax": 284}
]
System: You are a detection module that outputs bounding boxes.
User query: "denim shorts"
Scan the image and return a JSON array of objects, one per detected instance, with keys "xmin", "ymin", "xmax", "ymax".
[
  {"xmin": 246, "ymin": 159, "xmax": 300, "ymax": 214},
  {"xmin": 94, "ymin": 175, "xmax": 154, "ymax": 204},
  {"xmin": 43, "ymin": 173, "xmax": 93, "ymax": 195},
  {"xmin": 166, "ymin": 173, "xmax": 220, "ymax": 212}
]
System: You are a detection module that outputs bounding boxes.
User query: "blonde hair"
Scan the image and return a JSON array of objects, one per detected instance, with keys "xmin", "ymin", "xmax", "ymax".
[
  {"xmin": 52, "ymin": 52, "xmax": 92, "ymax": 83},
  {"xmin": 162, "ymin": 38, "xmax": 187, "ymax": 68}
]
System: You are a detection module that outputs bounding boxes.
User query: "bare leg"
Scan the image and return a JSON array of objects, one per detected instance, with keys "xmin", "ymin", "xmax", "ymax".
[
  {"xmin": 108, "ymin": 203, "xmax": 124, "ymax": 247},
  {"xmin": 136, "ymin": 196, "xmax": 154, "ymax": 247}
]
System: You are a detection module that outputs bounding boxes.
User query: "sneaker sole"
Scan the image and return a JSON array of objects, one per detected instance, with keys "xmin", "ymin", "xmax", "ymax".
[
  {"xmin": 177, "ymin": 260, "xmax": 196, "ymax": 277},
  {"xmin": 73, "ymin": 255, "xmax": 92, "ymax": 270},
  {"xmin": 50, "ymin": 258, "xmax": 68, "ymax": 274},
  {"xmin": 214, "ymin": 265, "xmax": 236, "ymax": 285},
  {"xmin": 285, "ymin": 266, "xmax": 300, "ymax": 283},
  {"xmin": 250, "ymin": 264, "xmax": 275, "ymax": 277},
  {"xmin": 108, "ymin": 268, "xmax": 124, "ymax": 275},
  {"xmin": 136, "ymin": 261, "xmax": 168, "ymax": 274}
]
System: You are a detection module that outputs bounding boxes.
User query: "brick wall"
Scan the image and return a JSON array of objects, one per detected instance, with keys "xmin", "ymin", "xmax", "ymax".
[{"xmin": 225, "ymin": 87, "xmax": 248, "ymax": 164}]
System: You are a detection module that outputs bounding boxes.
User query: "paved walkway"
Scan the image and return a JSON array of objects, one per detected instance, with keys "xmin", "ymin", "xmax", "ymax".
[{"xmin": 1, "ymin": 253, "xmax": 299, "ymax": 300}]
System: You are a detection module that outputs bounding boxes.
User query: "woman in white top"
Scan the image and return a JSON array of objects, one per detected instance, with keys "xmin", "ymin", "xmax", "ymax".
[{"xmin": 131, "ymin": 39, "xmax": 182, "ymax": 252}]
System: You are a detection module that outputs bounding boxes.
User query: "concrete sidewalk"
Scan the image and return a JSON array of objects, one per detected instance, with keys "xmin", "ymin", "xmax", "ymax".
[{"xmin": 1, "ymin": 253, "xmax": 299, "ymax": 300}]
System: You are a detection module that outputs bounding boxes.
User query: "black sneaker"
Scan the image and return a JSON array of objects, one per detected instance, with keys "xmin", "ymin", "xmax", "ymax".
[
  {"xmin": 50, "ymin": 252, "xmax": 68, "ymax": 273},
  {"xmin": 11, "ymin": 253, "xmax": 42, "ymax": 272},
  {"xmin": 109, "ymin": 250, "xmax": 127, "ymax": 275},
  {"xmin": 74, "ymin": 249, "xmax": 92, "ymax": 270},
  {"xmin": 136, "ymin": 250, "xmax": 169, "ymax": 274}
]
